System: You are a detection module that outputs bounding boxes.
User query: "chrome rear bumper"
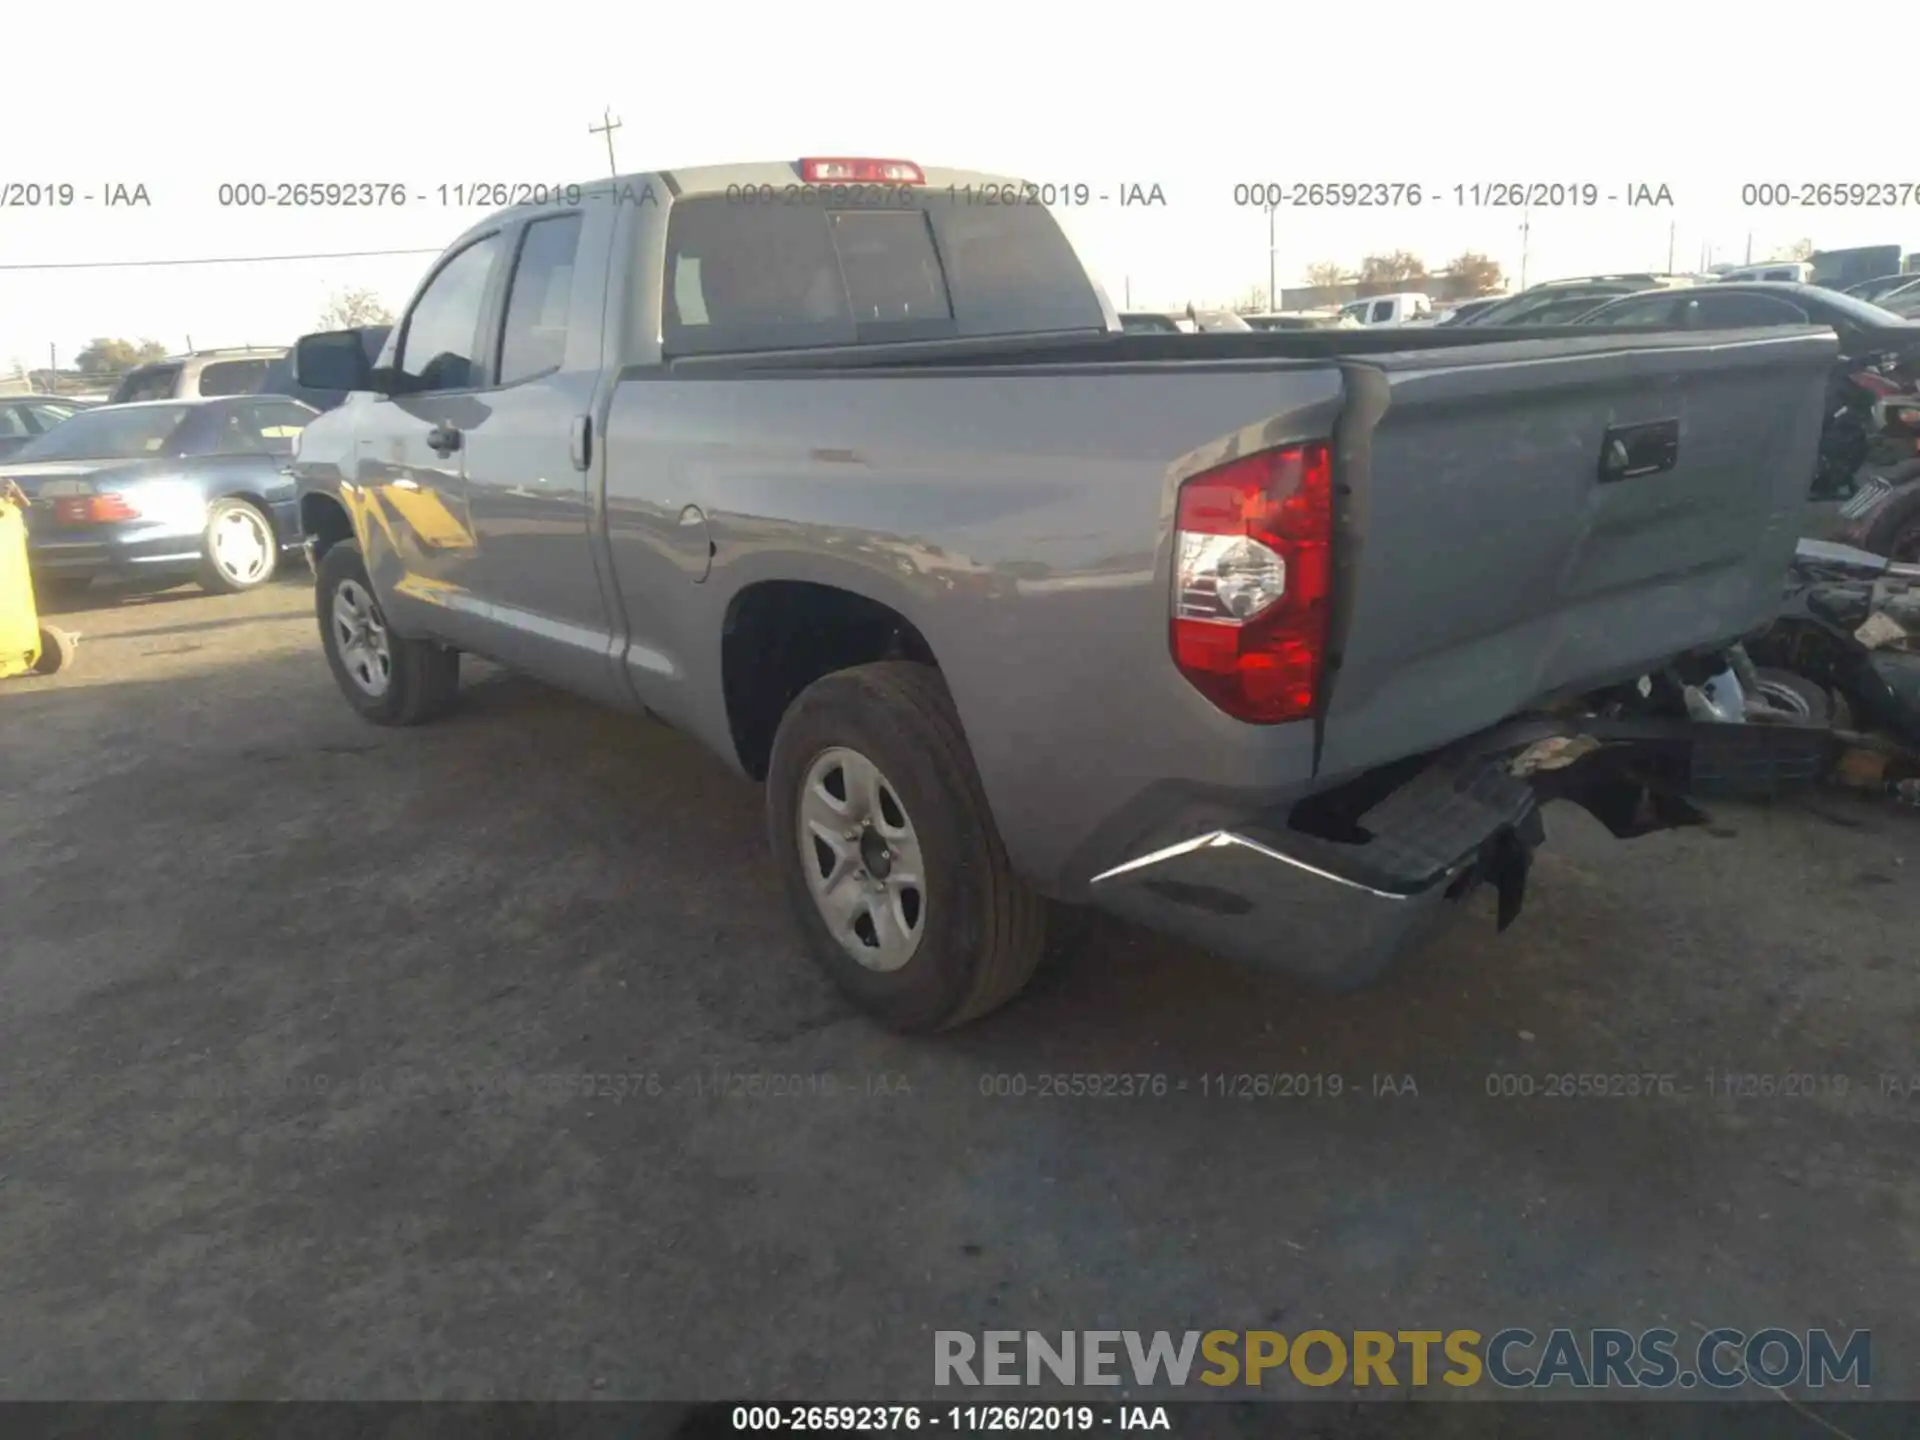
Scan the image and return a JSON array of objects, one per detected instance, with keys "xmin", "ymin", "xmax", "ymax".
[{"xmin": 1088, "ymin": 827, "xmax": 1476, "ymax": 990}]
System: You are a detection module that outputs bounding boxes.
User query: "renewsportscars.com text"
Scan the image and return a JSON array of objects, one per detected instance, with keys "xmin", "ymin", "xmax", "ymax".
[{"xmin": 934, "ymin": 1327, "xmax": 1871, "ymax": 1391}]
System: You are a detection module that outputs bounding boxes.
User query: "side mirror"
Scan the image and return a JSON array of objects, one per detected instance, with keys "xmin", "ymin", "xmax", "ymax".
[{"xmin": 294, "ymin": 329, "xmax": 379, "ymax": 394}]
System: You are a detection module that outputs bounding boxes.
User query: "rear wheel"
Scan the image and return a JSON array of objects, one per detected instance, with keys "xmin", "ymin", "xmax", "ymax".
[
  {"xmin": 1750, "ymin": 667, "xmax": 1831, "ymax": 725},
  {"xmin": 315, "ymin": 540, "xmax": 460, "ymax": 726},
  {"xmin": 197, "ymin": 497, "xmax": 280, "ymax": 594},
  {"xmin": 766, "ymin": 661, "xmax": 1048, "ymax": 1033}
]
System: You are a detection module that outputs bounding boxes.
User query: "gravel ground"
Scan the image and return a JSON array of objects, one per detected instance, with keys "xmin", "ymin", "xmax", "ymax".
[{"xmin": 2, "ymin": 577, "xmax": 1917, "ymax": 1417}]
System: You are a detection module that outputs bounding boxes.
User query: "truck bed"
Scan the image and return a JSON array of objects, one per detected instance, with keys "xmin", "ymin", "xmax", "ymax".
[
  {"xmin": 658, "ymin": 323, "xmax": 1805, "ymax": 374},
  {"xmin": 608, "ymin": 325, "xmax": 1837, "ymax": 892}
]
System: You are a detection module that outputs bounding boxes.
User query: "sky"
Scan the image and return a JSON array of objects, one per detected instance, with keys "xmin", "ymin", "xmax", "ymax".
[{"xmin": 5, "ymin": 0, "xmax": 1917, "ymax": 373}]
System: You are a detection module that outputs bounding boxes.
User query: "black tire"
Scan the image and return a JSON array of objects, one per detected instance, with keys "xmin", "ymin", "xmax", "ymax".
[
  {"xmin": 766, "ymin": 661, "xmax": 1048, "ymax": 1033},
  {"xmin": 314, "ymin": 540, "xmax": 460, "ymax": 726},
  {"xmin": 1861, "ymin": 480, "xmax": 1920, "ymax": 563},
  {"xmin": 32, "ymin": 625, "xmax": 75, "ymax": 674},
  {"xmin": 1751, "ymin": 667, "xmax": 1832, "ymax": 725},
  {"xmin": 196, "ymin": 497, "xmax": 281, "ymax": 595}
]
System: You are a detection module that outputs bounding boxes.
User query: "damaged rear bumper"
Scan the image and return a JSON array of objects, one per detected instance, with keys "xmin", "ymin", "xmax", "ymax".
[{"xmin": 1085, "ymin": 714, "xmax": 1831, "ymax": 991}]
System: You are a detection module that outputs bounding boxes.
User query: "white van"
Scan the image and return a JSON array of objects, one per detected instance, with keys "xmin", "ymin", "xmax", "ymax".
[
  {"xmin": 1715, "ymin": 262, "xmax": 1812, "ymax": 285},
  {"xmin": 1337, "ymin": 292, "xmax": 1434, "ymax": 326}
]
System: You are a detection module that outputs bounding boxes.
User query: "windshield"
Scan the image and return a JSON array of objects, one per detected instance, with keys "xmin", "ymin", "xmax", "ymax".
[
  {"xmin": 1808, "ymin": 288, "xmax": 1915, "ymax": 328},
  {"xmin": 1848, "ymin": 275, "xmax": 1917, "ymax": 302},
  {"xmin": 10, "ymin": 403, "xmax": 195, "ymax": 461}
]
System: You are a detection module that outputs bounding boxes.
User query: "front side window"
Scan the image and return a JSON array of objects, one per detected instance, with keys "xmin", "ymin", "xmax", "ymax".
[
  {"xmin": 396, "ymin": 234, "xmax": 505, "ymax": 393},
  {"xmin": 497, "ymin": 214, "xmax": 584, "ymax": 386}
]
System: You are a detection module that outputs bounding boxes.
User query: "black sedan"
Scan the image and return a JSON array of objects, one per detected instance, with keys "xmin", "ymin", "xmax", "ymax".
[
  {"xmin": 1575, "ymin": 281, "xmax": 1918, "ymax": 350},
  {"xmin": 0, "ymin": 396, "xmax": 97, "ymax": 459},
  {"xmin": 2, "ymin": 396, "xmax": 317, "ymax": 597}
]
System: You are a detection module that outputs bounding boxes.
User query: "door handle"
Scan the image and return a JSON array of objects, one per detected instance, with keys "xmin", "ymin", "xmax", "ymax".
[
  {"xmin": 1597, "ymin": 419, "xmax": 1680, "ymax": 484},
  {"xmin": 426, "ymin": 423, "xmax": 463, "ymax": 457}
]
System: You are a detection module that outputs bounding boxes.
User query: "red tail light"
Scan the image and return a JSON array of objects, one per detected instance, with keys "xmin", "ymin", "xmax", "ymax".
[
  {"xmin": 1851, "ymin": 370, "xmax": 1902, "ymax": 398},
  {"xmin": 54, "ymin": 493, "xmax": 140, "ymax": 524},
  {"xmin": 799, "ymin": 157, "xmax": 925, "ymax": 185},
  {"xmin": 1170, "ymin": 441, "xmax": 1333, "ymax": 723}
]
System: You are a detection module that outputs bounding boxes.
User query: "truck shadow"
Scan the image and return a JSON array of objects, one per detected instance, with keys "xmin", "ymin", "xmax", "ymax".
[{"xmin": 6, "ymin": 651, "xmax": 1916, "ymax": 1398}]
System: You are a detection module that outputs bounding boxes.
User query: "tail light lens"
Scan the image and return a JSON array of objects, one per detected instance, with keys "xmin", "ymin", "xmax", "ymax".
[
  {"xmin": 1170, "ymin": 440, "xmax": 1332, "ymax": 723},
  {"xmin": 54, "ymin": 493, "xmax": 141, "ymax": 524}
]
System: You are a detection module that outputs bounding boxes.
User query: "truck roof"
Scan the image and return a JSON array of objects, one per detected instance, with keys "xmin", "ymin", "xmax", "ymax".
[{"xmin": 481, "ymin": 161, "xmax": 1037, "ymax": 225}]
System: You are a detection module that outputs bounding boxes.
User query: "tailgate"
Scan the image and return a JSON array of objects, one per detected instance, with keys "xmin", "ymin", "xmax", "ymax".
[{"xmin": 1316, "ymin": 327, "xmax": 1836, "ymax": 779}]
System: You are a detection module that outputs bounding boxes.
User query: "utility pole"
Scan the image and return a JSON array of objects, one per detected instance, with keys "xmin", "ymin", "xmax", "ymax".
[
  {"xmin": 1267, "ymin": 201, "xmax": 1278, "ymax": 314},
  {"xmin": 589, "ymin": 106, "xmax": 623, "ymax": 177},
  {"xmin": 1124, "ymin": 276, "xmax": 1131, "ymax": 308},
  {"xmin": 48, "ymin": 343, "xmax": 56, "ymax": 388},
  {"xmin": 1518, "ymin": 203, "xmax": 1531, "ymax": 291},
  {"xmin": 1744, "ymin": 232, "xmax": 1753, "ymax": 265},
  {"xmin": 1667, "ymin": 220, "xmax": 1675, "ymax": 274}
]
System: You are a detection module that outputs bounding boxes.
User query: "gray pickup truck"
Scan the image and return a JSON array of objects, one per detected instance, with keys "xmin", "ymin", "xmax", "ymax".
[{"xmin": 289, "ymin": 157, "xmax": 1834, "ymax": 1031}]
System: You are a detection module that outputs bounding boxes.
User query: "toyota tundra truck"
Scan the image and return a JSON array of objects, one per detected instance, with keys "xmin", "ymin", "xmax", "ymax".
[{"xmin": 288, "ymin": 157, "xmax": 1835, "ymax": 1032}]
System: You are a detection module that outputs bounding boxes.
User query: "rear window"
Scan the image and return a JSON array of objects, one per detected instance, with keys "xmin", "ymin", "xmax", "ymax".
[
  {"xmin": 112, "ymin": 365, "xmax": 182, "ymax": 404},
  {"xmin": 11, "ymin": 403, "xmax": 195, "ymax": 461},
  {"xmin": 196, "ymin": 359, "xmax": 272, "ymax": 397},
  {"xmin": 661, "ymin": 192, "xmax": 1105, "ymax": 356}
]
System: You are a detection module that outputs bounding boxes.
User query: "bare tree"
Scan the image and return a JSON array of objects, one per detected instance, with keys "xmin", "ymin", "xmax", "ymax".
[
  {"xmin": 318, "ymin": 288, "xmax": 395, "ymax": 329},
  {"xmin": 1780, "ymin": 238, "xmax": 1816, "ymax": 262},
  {"xmin": 1359, "ymin": 252, "xmax": 1428, "ymax": 286},
  {"xmin": 1446, "ymin": 251, "xmax": 1504, "ymax": 296},
  {"xmin": 1303, "ymin": 261, "xmax": 1348, "ymax": 290}
]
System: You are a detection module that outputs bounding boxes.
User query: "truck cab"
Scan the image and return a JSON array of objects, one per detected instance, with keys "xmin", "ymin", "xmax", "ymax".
[{"xmin": 1336, "ymin": 292, "xmax": 1433, "ymax": 327}]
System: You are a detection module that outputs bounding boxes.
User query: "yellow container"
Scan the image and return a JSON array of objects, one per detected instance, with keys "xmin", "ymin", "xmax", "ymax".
[
  {"xmin": 0, "ymin": 481, "xmax": 74, "ymax": 678},
  {"xmin": 0, "ymin": 485, "xmax": 42, "ymax": 678}
]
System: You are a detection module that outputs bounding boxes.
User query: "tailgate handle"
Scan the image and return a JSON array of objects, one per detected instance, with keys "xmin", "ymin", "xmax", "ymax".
[{"xmin": 1597, "ymin": 419, "xmax": 1680, "ymax": 484}]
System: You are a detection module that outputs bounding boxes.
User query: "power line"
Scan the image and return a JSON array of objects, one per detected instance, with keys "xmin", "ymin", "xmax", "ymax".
[{"xmin": 0, "ymin": 246, "xmax": 443, "ymax": 273}]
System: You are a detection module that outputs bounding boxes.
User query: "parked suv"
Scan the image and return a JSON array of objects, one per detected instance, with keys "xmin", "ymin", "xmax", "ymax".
[{"xmin": 108, "ymin": 348, "xmax": 287, "ymax": 405}]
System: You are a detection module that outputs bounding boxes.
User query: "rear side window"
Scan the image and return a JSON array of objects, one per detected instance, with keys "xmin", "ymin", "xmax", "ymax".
[
  {"xmin": 662, "ymin": 193, "xmax": 1103, "ymax": 356},
  {"xmin": 196, "ymin": 359, "xmax": 271, "ymax": 396},
  {"xmin": 498, "ymin": 214, "xmax": 584, "ymax": 385},
  {"xmin": 224, "ymin": 401, "xmax": 314, "ymax": 454},
  {"xmin": 1580, "ymin": 294, "xmax": 1681, "ymax": 327},
  {"xmin": 28, "ymin": 404, "xmax": 76, "ymax": 430},
  {"xmin": 1370, "ymin": 301, "xmax": 1394, "ymax": 322},
  {"xmin": 113, "ymin": 365, "xmax": 181, "ymax": 404},
  {"xmin": 1688, "ymin": 293, "xmax": 1809, "ymax": 327}
]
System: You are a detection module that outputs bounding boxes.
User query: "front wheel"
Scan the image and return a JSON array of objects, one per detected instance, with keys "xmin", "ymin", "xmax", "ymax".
[
  {"xmin": 766, "ymin": 661, "xmax": 1048, "ymax": 1033},
  {"xmin": 198, "ymin": 497, "xmax": 280, "ymax": 594},
  {"xmin": 314, "ymin": 540, "xmax": 460, "ymax": 726}
]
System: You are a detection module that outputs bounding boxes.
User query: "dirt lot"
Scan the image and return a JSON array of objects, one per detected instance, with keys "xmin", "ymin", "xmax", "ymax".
[{"xmin": 2, "ymin": 577, "xmax": 1918, "ymax": 1408}]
